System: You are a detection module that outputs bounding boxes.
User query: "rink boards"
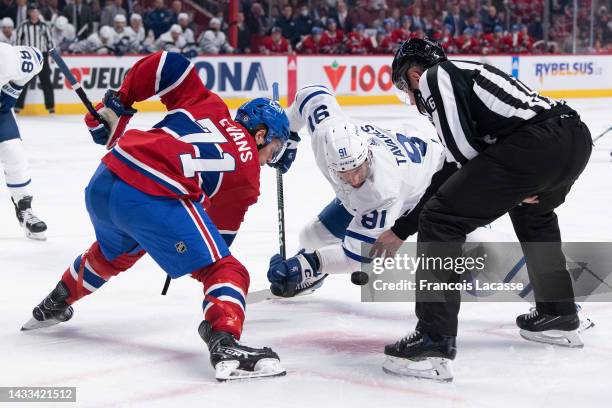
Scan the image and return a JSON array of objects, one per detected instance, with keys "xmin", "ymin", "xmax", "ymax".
[{"xmin": 16, "ymin": 53, "xmax": 612, "ymax": 115}]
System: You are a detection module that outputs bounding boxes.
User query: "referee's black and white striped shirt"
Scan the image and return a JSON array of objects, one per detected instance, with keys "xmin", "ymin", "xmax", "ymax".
[
  {"xmin": 15, "ymin": 20, "xmax": 55, "ymax": 53},
  {"xmin": 417, "ymin": 60, "xmax": 571, "ymax": 165}
]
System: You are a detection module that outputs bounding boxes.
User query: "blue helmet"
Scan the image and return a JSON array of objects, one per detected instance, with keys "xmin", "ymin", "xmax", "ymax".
[{"xmin": 235, "ymin": 97, "xmax": 290, "ymax": 157}]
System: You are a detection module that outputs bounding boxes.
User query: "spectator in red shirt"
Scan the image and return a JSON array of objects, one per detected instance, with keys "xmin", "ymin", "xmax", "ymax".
[
  {"xmin": 321, "ymin": 18, "xmax": 345, "ymax": 53},
  {"xmin": 373, "ymin": 27, "xmax": 392, "ymax": 54},
  {"xmin": 472, "ymin": 23, "xmax": 485, "ymax": 50},
  {"xmin": 435, "ymin": 24, "xmax": 458, "ymax": 54},
  {"xmin": 503, "ymin": 24, "xmax": 532, "ymax": 54},
  {"xmin": 260, "ymin": 26, "xmax": 291, "ymax": 54},
  {"xmin": 483, "ymin": 25, "xmax": 506, "ymax": 54},
  {"xmin": 390, "ymin": 16, "xmax": 413, "ymax": 43},
  {"xmin": 345, "ymin": 23, "xmax": 373, "ymax": 54},
  {"xmin": 455, "ymin": 27, "xmax": 479, "ymax": 53},
  {"xmin": 382, "ymin": 18, "xmax": 395, "ymax": 34},
  {"xmin": 297, "ymin": 26, "xmax": 324, "ymax": 54},
  {"xmin": 518, "ymin": 24, "xmax": 534, "ymax": 53}
]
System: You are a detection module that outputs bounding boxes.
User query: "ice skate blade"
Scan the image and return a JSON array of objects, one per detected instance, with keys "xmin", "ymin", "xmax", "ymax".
[
  {"xmin": 25, "ymin": 229, "xmax": 47, "ymax": 241},
  {"xmin": 382, "ymin": 356, "xmax": 453, "ymax": 382},
  {"xmin": 215, "ymin": 358, "xmax": 286, "ymax": 382},
  {"xmin": 520, "ymin": 329, "xmax": 584, "ymax": 348},
  {"xmin": 247, "ymin": 288, "xmax": 316, "ymax": 304},
  {"xmin": 21, "ymin": 316, "xmax": 63, "ymax": 331},
  {"xmin": 578, "ymin": 318, "xmax": 595, "ymax": 333}
]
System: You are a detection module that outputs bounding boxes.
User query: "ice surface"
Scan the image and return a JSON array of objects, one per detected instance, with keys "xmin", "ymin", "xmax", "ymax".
[{"xmin": 1, "ymin": 100, "xmax": 611, "ymax": 408}]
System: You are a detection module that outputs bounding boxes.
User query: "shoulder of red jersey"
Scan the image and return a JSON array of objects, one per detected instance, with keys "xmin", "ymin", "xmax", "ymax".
[{"xmin": 119, "ymin": 51, "xmax": 226, "ymax": 112}]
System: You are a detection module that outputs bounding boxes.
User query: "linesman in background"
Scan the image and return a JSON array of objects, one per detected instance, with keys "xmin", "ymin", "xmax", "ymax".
[
  {"xmin": 14, "ymin": 4, "xmax": 55, "ymax": 114},
  {"xmin": 371, "ymin": 38, "xmax": 593, "ymax": 381}
]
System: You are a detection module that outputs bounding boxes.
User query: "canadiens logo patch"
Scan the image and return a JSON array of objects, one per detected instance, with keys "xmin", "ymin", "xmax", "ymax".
[{"xmin": 175, "ymin": 241, "xmax": 187, "ymax": 254}]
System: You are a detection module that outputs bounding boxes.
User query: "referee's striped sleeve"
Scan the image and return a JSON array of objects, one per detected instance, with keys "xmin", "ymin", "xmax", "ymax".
[
  {"xmin": 15, "ymin": 23, "xmax": 25, "ymax": 46},
  {"xmin": 44, "ymin": 23, "xmax": 55, "ymax": 50},
  {"xmin": 421, "ymin": 65, "xmax": 470, "ymax": 164}
]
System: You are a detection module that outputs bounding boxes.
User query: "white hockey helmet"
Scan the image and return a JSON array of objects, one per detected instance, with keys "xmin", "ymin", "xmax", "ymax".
[
  {"xmin": 325, "ymin": 122, "xmax": 369, "ymax": 172},
  {"xmin": 99, "ymin": 25, "xmax": 114, "ymax": 39},
  {"xmin": 1, "ymin": 17, "xmax": 14, "ymax": 28},
  {"xmin": 55, "ymin": 16, "xmax": 68, "ymax": 30}
]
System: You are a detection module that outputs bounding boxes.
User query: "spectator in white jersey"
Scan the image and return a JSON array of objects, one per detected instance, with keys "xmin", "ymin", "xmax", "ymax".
[
  {"xmin": 177, "ymin": 12, "xmax": 194, "ymax": 44},
  {"xmin": 127, "ymin": 13, "xmax": 145, "ymax": 45},
  {"xmin": 0, "ymin": 16, "xmax": 15, "ymax": 44},
  {"xmin": 72, "ymin": 24, "xmax": 115, "ymax": 54},
  {"xmin": 52, "ymin": 15, "xmax": 76, "ymax": 52},
  {"xmin": 113, "ymin": 13, "xmax": 134, "ymax": 54},
  {"xmin": 155, "ymin": 23, "xmax": 185, "ymax": 52},
  {"xmin": 199, "ymin": 17, "xmax": 233, "ymax": 54}
]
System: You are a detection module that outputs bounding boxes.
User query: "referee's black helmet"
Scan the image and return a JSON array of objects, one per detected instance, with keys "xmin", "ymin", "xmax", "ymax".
[{"xmin": 391, "ymin": 38, "xmax": 447, "ymax": 92}]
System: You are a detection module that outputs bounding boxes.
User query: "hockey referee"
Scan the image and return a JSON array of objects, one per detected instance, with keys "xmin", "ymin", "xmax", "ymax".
[
  {"xmin": 14, "ymin": 3, "xmax": 55, "ymax": 114},
  {"xmin": 371, "ymin": 38, "xmax": 593, "ymax": 381}
]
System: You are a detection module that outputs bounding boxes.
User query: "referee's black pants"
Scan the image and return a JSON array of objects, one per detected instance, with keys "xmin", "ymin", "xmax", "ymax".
[
  {"xmin": 16, "ymin": 52, "xmax": 55, "ymax": 111},
  {"xmin": 414, "ymin": 113, "xmax": 592, "ymax": 337}
]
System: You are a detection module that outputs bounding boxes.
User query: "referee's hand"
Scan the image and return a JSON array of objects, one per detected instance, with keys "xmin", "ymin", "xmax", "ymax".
[{"xmin": 370, "ymin": 229, "xmax": 403, "ymax": 259}]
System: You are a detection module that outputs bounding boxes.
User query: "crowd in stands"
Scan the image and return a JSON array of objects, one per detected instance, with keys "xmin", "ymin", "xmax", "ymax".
[
  {"xmin": 0, "ymin": 0, "xmax": 204, "ymax": 55},
  {"xmin": 0, "ymin": 0, "xmax": 610, "ymax": 55}
]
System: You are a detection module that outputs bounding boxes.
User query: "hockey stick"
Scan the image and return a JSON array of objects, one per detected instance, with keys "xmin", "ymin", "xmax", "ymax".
[
  {"xmin": 273, "ymin": 82, "xmax": 287, "ymax": 259},
  {"xmin": 49, "ymin": 48, "xmax": 110, "ymax": 131},
  {"xmin": 593, "ymin": 126, "xmax": 612, "ymax": 143},
  {"xmin": 246, "ymin": 83, "xmax": 285, "ymax": 304}
]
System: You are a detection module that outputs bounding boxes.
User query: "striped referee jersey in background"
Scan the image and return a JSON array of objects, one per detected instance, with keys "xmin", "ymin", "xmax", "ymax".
[{"xmin": 15, "ymin": 19, "xmax": 54, "ymax": 52}]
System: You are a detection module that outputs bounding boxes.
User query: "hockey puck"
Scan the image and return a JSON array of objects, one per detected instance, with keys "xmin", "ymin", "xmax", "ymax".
[{"xmin": 351, "ymin": 271, "xmax": 369, "ymax": 286}]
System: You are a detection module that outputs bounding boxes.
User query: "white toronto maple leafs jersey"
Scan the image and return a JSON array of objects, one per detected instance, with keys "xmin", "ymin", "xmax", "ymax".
[
  {"xmin": 288, "ymin": 85, "xmax": 445, "ymax": 266},
  {"xmin": 0, "ymin": 43, "xmax": 44, "ymax": 113},
  {"xmin": 0, "ymin": 42, "xmax": 44, "ymax": 88}
]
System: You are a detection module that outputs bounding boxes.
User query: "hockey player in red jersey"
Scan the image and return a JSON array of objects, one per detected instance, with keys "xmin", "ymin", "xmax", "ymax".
[
  {"xmin": 345, "ymin": 24, "xmax": 373, "ymax": 54},
  {"xmin": 503, "ymin": 24, "xmax": 533, "ymax": 54},
  {"xmin": 320, "ymin": 18, "xmax": 345, "ymax": 53},
  {"xmin": 483, "ymin": 25, "xmax": 506, "ymax": 54},
  {"xmin": 373, "ymin": 28, "xmax": 392, "ymax": 54},
  {"xmin": 389, "ymin": 16, "xmax": 415, "ymax": 45},
  {"xmin": 297, "ymin": 27, "xmax": 324, "ymax": 54},
  {"xmin": 260, "ymin": 26, "xmax": 291, "ymax": 54},
  {"xmin": 21, "ymin": 51, "xmax": 294, "ymax": 381},
  {"xmin": 454, "ymin": 28, "xmax": 480, "ymax": 54},
  {"xmin": 434, "ymin": 24, "xmax": 458, "ymax": 54}
]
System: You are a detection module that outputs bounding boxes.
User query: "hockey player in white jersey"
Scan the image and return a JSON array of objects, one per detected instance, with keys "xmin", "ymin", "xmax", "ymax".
[
  {"xmin": 267, "ymin": 85, "xmax": 445, "ymax": 297},
  {"xmin": 0, "ymin": 42, "xmax": 47, "ymax": 239}
]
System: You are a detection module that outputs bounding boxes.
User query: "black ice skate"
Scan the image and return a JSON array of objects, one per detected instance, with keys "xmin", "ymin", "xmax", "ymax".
[
  {"xmin": 198, "ymin": 321, "xmax": 286, "ymax": 381},
  {"xmin": 516, "ymin": 309, "xmax": 583, "ymax": 348},
  {"xmin": 382, "ymin": 330, "xmax": 456, "ymax": 382},
  {"xmin": 21, "ymin": 282, "xmax": 73, "ymax": 331},
  {"xmin": 12, "ymin": 196, "xmax": 47, "ymax": 240}
]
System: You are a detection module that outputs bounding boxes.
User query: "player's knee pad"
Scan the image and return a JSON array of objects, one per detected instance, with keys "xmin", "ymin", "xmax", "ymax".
[
  {"xmin": 0, "ymin": 139, "xmax": 30, "ymax": 198},
  {"xmin": 61, "ymin": 241, "xmax": 145, "ymax": 303},
  {"xmin": 298, "ymin": 217, "xmax": 342, "ymax": 252},
  {"xmin": 192, "ymin": 255, "xmax": 249, "ymax": 339}
]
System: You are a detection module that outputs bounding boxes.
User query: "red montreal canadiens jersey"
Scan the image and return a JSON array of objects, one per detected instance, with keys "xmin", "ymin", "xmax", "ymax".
[{"xmin": 101, "ymin": 51, "xmax": 260, "ymax": 244}]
